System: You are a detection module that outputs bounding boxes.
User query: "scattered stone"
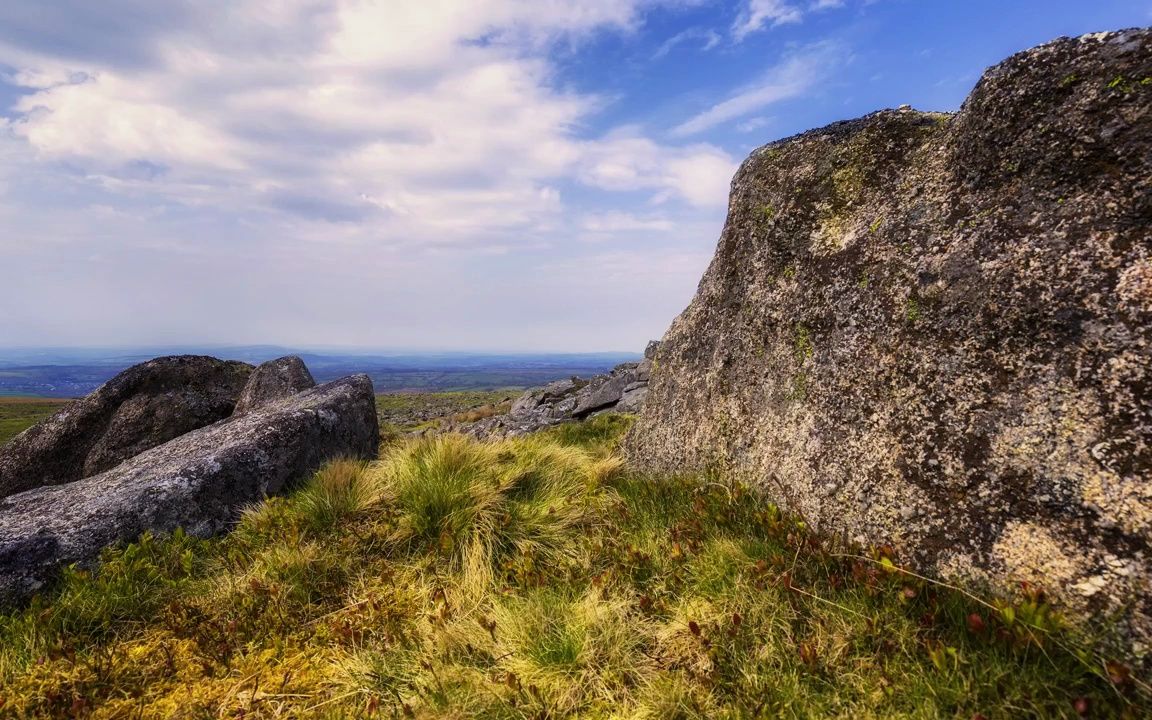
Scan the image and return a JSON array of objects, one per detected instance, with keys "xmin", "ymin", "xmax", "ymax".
[
  {"xmin": 615, "ymin": 385, "xmax": 649, "ymax": 414},
  {"xmin": 0, "ymin": 375, "xmax": 379, "ymax": 605},
  {"xmin": 0, "ymin": 356, "xmax": 253, "ymax": 498},
  {"xmin": 233, "ymin": 355, "xmax": 316, "ymax": 415},
  {"xmin": 461, "ymin": 352, "xmax": 656, "ymax": 438},
  {"xmin": 626, "ymin": 29, "xmax": 1152, "ymax": 668}
]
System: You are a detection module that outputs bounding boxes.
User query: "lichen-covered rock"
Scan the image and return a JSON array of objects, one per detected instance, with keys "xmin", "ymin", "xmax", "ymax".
[
  {"xmin": 463, "ymin": 358, "xmax": 652, "ymax": 438},
  {"xmin": 0, "ymin": 356, "xmax": 253, "ymax": 498},
  {"xmin": 626, "ymin": 29, "xmax": 1152, "ymax": 666},
  {"xmin": 572, "ymin": 363, "xmax": 644, "ymax": 417},
  {"xmin": 0, "ymin": 374, "xmax": 378, "ymax": 605},
  {"xmin": 233, "ymin": 355, "xmax": 316, "ymax": 415}
]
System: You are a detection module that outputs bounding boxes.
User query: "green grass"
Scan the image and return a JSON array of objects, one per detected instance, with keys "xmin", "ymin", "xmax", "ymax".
[
  {"xmin": 0, "ymin": 397, "xmax": 71, "ymax": 446},
  {"xmin": 376, "ymin": 390, "xmax": 516, "ymax": 439},
  {"xmin": 0, "ymin": 418, "xmax": 1145, "ymax": 718}
]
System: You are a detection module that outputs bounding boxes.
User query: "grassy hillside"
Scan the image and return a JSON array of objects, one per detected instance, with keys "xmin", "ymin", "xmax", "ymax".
[
  {"xmin": 0, "ymin": 397, "xmax": 71, "ymax": 445},
  {"xmin": 0, "ymin": 416, "xmax": 1144, "ymax": 718}
]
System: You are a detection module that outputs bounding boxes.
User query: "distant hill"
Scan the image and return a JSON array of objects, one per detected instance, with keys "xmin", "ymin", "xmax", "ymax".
[{"xmin": 0, "ymin": 347, "xmax": 641, "ymax": 397}]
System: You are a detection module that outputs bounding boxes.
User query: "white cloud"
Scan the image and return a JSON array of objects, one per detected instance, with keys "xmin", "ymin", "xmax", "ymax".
[
  {"xmin": 731, "ymin": 0, "xmax": 849, "ymax": 41},
  {"xmin": 581, "ymin": 212, "xmax": 675, "ymax": 234},
  {"xmin": 1, "ymin": 0, "xmax": 735, "ymax": 245},
  {"xmin": 670, "ymin": 42, "xmax": 843, "ymax": 137},
  {"xmin": 736, "ymin": 116, "xmax": 771, "ymax": 133},
  {"xmin": 0, "ymin": 0, "xmax": 735, "ymax": 350},
  {"xmin": 579, "ymin": 129, "xmax": 736, "ymax": 208},
  {"xmin": 653, "ymin": 27, "xmax": 722, "ymax": 58},
  {"xmin": 732, "ymin": 0, "xmax": 804, "ymax": 41}
]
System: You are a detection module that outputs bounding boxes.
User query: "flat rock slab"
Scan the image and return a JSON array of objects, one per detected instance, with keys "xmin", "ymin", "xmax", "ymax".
[
  {"xmin": 0, "ymin": 374, "xmax": 379, "ymax": 605},
  {"xmin": 0, "ymin": 355, "xmax": 253, "ymax": 498}
]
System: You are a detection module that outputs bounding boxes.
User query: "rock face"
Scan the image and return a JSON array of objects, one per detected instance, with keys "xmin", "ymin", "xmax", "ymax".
[
  {"xmin": 0, "ymin": 356, "xmax": 253, "ymax": 498},
  {"xmin": 0, "ymin": 375, "xmax": 379, "ymax": 605},
  {"xmin": 233, "ymin": 355, "xmax": 317, "ymax": 415},
  {"xmin": 627, "ymin": 30, "xmax": 1152, "ymax": 664},
  {"xmin": 464, "ymin": 358, "xmax": 652, "ymax": 438}
]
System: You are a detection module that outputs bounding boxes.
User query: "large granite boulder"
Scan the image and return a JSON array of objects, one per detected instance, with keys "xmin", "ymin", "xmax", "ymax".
[
  {"xmin": 626, "ymin": 29, "xmax": 1152, "ymax": 665},
  {"xmin": 233, "ymin": 355, "xmax": 316, "ymax": 415},
  {"xmin": 0, "ymin": 356, "xmax": 253, "ymax": 498},
  {"xmin": 0, "ymin": 374, "xmax": 378, "ymax": 605}
]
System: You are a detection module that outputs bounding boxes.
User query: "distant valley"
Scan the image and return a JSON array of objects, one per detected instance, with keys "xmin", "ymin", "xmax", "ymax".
[{"xmin": 0, "ymin": 346, "xmax": 640, "ymax": 398}]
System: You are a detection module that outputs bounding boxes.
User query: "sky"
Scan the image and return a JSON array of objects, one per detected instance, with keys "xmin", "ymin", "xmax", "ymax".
[{"xmin": 0, "ymin": 1, "xmax": 1148, "ymax": 352}]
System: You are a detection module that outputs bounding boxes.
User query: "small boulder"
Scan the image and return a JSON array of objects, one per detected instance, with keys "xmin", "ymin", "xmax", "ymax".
[
  {"xmin": 0, "ymin": 374, "xmax": 379, "ymax": 605},
  {"xmin": 0, "ymin": 356, "xmax": 253, "ymax": 498},
  {"xmin": 462, "ymin": 357, "xmax": 653, "ymax": 438},
  {"xmin": 615, "ymin": 385, "xmax": 649, "ymax": 414},
  {"xmin": 232, "ymin": 355, "xmax": 316, "ymax": 415},
  {"xmin": 572, "ymin": 363, "xmax": 645, "ymax": 417}
]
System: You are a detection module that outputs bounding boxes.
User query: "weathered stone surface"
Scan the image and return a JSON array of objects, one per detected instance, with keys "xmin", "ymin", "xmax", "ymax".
[
  {"xmin": 233, "ymin": 355, "xmax": 316, "ymax": 415},
  {"xmin": 572, "ymin": 364, "xmax": 644, "ymax": 417},
  {"xmin": 626, "ymin": 30, "xmax": 1152, "ymax": 666},
  {"xmin": 462, "ymin": 358, "xmax": 653, "ymax": 438},
  {"xmin": 615, "ymin": 386, "xmax": 649, "ymax": 414},
  {"xmin": 0, "ymin": 374, "xmax": 378, "ymax": 605},
  {"xmin": 0, "ymin": 356, "xmax": 253, "ymax": 498}
]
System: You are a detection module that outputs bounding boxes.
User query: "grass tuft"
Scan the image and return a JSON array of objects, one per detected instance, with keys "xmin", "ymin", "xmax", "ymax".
[{"xmin": 0, "ymin": 415, "xmax": 1146, "ymax": 718}]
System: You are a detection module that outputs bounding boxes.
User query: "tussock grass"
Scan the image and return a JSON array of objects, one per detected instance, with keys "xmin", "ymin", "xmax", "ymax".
[{"xmin": 0, "ymin": 417, "xmax": 1145, "ymax": 718}]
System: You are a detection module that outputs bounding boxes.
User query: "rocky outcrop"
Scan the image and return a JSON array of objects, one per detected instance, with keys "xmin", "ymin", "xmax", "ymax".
[
  {"xmin": 464, "ymin": 357, "xmax": 652, "ymax": 438},
  {"xmin": 626, "ymin": 29, "xmax": 1152, "ymax": 665},
  {"xmin": 0, "ymin": 375, "xmax": 379, "ymax": 605},
  {"xmin": 0, "ymin": 356, "xmax": 253, "ymax": 498},
  {"xmin": 233, "ymin": 355, "xmax": 316, "ymax": 415}
]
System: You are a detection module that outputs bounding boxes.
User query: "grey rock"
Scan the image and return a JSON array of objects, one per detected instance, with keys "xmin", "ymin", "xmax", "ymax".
[
  {"xmin": 616, "ymin": 386, "xmax": 649, "ymax": 414},
  {"xmin": 626, "ymin": 29, "xmax": 1152, "ymax": 669},
  {"xmin": 0, "ymin": 356, "xmax": 253, "ymax": 498},
  {"xmin": 0, "ymin": 374, "xmax": 378, "ymax": 605},
  {"xmin": 573, "ymin": 367, "xmax": 643, "ymax": 417},
  {"xmin": 509, "ymin": 395, "xmax": 540, "ymax": 416},
  {"xmin": 233, "ymin": 355, "xmax": 316, "ymax": 415},
  {"xmin": 634, "ymin": 359, "xmax": 652, "ymax": 383},
  {"xmin": 461, "ymin": 357, "xmax": 652, "ymax": 439}
]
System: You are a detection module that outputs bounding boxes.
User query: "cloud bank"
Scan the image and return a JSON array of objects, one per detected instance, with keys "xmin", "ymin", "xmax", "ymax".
[{"xmin": 0, "ymin": 0, "xmax": 738, "ymax": 351}]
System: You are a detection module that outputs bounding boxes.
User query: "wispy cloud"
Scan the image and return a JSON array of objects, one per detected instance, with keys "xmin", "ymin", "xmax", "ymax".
[
  {"xmin": 653, "ymin": 27, "xmax": 722, "ymax": 59},
  {"xmin": 670, "ymin": 42, "xmax": 843, "ymax": 137},
  {"xmin": 732, "ymin": 0, "xmax": 804, "ymax": 41},
  {"xmin": 732, "ymin": 0, "xmax": 848, "ymax": 41},
  {"xmin": 736, "ymin": 116, "xmax": 772, "ymax": 133}
]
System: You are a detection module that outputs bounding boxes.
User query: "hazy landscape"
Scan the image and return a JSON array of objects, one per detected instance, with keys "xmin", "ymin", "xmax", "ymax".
[
  {"xmin": 0, "ymin": 1, "xmax": 1149, "ymax": 718},
  {"xmin": 0, "ymin": 347, "xmax": 638, "ymax": 397}
]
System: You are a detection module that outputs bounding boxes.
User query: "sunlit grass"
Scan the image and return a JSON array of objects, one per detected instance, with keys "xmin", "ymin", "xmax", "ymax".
[
  {"xmin": 0, "ymin": 416, "xmax": 1144, "ymax": 718},
  {"xmin": 0, "ymin": 396, "xmax": 71, "ymax": 446}
]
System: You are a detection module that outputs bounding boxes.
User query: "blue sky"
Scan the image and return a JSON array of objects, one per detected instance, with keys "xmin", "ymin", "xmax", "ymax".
[{"xmin": 0, "ymin": 0, "xmax": 1147, "ymax": 352}]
